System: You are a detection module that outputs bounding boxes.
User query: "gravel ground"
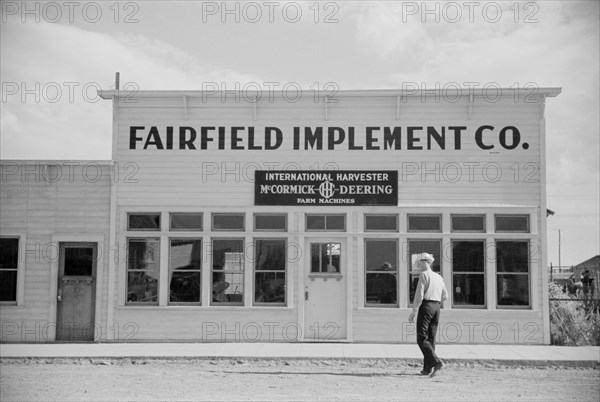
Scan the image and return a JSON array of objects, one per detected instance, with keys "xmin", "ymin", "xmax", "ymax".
[{"xmin": 1, "ymin": 358, "xmax": 599, "ymax": 401}]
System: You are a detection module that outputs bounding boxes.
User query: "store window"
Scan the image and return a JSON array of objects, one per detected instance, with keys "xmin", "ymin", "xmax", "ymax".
[
  {"xmin": 310, "ymin": 243, "xmax": 341, "ymax": 273},
  {"xmin": 451, "ymin": 215, "xmax": 485, "ymax": 232},
  {"xmin": 254, "ymin": 239, "xmax": 286, "ymax": 305},
  {"xmin": 365, "ymin": 214, "xmax": 398, "ymax": 232},
  {"xmin": 127, "ymin": 213, "xmax": 161, "ymax": 231},
  {"xmin": 126, "ymin": 238, "xmax": 160, "ymax": 304},
  {"xmin": 452, "ymin": 240, "xmax": 485, "ymax": 307},
  {"xmin": 212, "ymin": 214, "xmax": 245, "ymax": 231},
  {"xmin": 495, "ymin": 215, "xmax": 529, "ymax": 232},
  {"xmin": 254, "ymin": 214, "xmax": 287, "ymax": 231},
  {"xmin": 306, "ymin": 214, "xmax": 346, "ymax": 231},
  {"xmin": 408, "ymin": 214, "xmax": 442, "ymax": 232},
  {"xmin": 0, "ymin": 237, "xmax": 19, "ymax": 303},
  {"xmin": 496, "ymin": 241, "xmax": 530, "ymax": 307},
  {"xmin": 408, "ymin": 240, "xmax": 442, "ymax": 305},
  {"xmin": 212, "ymin": 239, "xmax": 244, "ymax": 304},
  {"xmin": 169, "ymin": 239, "xmax": 201, "ymax": 304},
  {"xmin": 170, "ymin": 213, "xmax": 203, "ymax": 231},
  {"xmin": 365, "ymin": 240, "xmax": 398, "ymax": 306}
]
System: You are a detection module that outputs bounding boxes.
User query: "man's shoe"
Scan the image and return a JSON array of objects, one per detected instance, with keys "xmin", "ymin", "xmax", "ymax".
[
  {"xmin": 429, "ymin": 361, "xmax": 443, "ymax": 378},
  {"xmin": 420, "ymin": 368, "xmax": 431, "ymax": 375}
]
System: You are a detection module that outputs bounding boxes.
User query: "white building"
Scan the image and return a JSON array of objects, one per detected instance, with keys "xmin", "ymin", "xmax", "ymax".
[{"xmin": 0, "ymin": 87, "xmax": 561, "ymax": 343}]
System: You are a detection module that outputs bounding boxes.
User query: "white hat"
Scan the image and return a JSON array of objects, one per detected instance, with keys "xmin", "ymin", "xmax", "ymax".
[{"xmin": 417, "ymin": 253, "xmax": 435, "ymax": 264}]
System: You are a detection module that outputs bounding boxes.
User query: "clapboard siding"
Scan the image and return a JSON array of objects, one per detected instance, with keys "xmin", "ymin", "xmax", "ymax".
[
  {"xmin": 352, "ymin": 310, "xmax": 544, "ymax": 344},
  {"xmin": 0, "ymin": 162, "xmax": 111, "ymax": 342},
  {"xmin": 111, "ymin": 308, "xmax": 299, "ymax": 342},
  {"xmin": 107, "ymin": 92, "xmax": 547, "ymax": 343}
]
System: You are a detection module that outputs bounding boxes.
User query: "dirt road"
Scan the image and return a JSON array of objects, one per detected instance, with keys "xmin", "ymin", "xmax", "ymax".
[{"xmin": 1, "ymin": 358, "xmax": 598, "ymax": 401}]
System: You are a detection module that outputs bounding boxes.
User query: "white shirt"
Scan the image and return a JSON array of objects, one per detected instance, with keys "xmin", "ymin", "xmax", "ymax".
[{"xmin": 412, "ymin": 268, "xmax": 448, "ymax": 312}]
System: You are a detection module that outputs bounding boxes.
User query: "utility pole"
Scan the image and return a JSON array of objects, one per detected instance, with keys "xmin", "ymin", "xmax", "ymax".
[{"xmin": 558, "ymin": 229, "xmax": 561, "ymax": 271}]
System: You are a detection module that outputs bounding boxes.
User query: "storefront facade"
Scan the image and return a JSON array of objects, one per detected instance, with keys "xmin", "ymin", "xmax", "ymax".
[{"xmin": 0, "ymin": 87, "xmax": 561, "ymax": 344}]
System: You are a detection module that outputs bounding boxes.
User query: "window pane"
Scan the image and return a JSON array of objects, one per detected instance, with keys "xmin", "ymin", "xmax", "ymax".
[
  {"xmin": 408, "ymin": 215, "xmax": 441, "ymax": 232},
  {"xmin": 255, "ymin": 272, "xmax": 286, "ymax": 303},
  {"xmin": 496, "ymin": 241, "xmax": 529, "ymax": 273},
  {"xmin": 326, "ymin": 215, "xmax": 345, "ymax": 231},
  {"xmin": 365, "ymin": 215, "xmax": 398, "ymax": 231},
  {"xmin": 452, "ymin": 215, "xmax": 485, "ymax": 232},
  {"xmin": 127, "ymin": 271, "xmax": 158, "ymax": 303},
  {"xmin": 127, "ymin": 239, "xmax": 159, "ymax": 304},
  {"xmin": 453, "ymin": 273, "xmax": 485, "ymax": 306},
  {"xmin": 170, "ymin": 271, "xmax": 200, "ymax": 303},
  {"xmin": 128, "ymin": 239, "xmax": 160, "ymax": 270},
  {"xmin": 212, "ymin": 214, "xmax": 244, "ymax": 231},
  {"xmin": 0, "ymin": 270, "xmax": 17, "ymax": 302},
  {"xmin": 0, "ymin": 238, "xmax": 19, "ymax": 268},
  {"xmin": 212, "ymin": 272, "xmax": 244, "ymax": 303},
  {"xmin": 212, "ymin": 239, "xmax": 244, "ymax": 303},
  {"xmin": 64, "ymin": 247, "xmax": 94, "ymax": 276},
  {"xmin": 310, "ymin": 243, "xmax": 341, "ymax": 273},
  {"xmin": 365, "ymin": 240, "xmax": 397, "ymax": 271},
  {"xmin": 255, "ymin": 240, "xmax": 286, "ymax": 271},
  {"xmin": 306, "ymin": 215, "xmax": 325, "ymax": 230},
  {"xmin": 452, "ymin": 241, "xmax": 484, "ymax": 272},
  {"xmin": 212, "ymin": 239, "xmax": 244, "ymax": 269},
  {"xmin": 170, "ymin": 213, "xmax": 203, "ymax": 231},
  {"xmin": 169, "ymin": 239, "xmax": 201, "ymax": 304},
  {"xmin": 498, "ymin": 274, "xmax": 529, "ymax": 306},
  {"xmin": 255, "ymin": 214, "xmax": 287, "ymax": 231},
  {"xmin": 128, "ymin": 213, "xmax": 160, "ymax": 230},
  {"xmin": 170, "ymin": 239, "xmax": 201, "ymax": 270},
  {"xmin": 495, "ymin": 215, "xmax": 529, "ymax": 232},
  {"xmin": 366, "ymin": 273, "xmax": 397, "ymax": 304},
  {"xmin": 408, "ymin": 240, "xmax": 441, "ymax": 304}
]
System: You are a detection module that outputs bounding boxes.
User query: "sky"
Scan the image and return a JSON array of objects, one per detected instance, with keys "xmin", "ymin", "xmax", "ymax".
[{"xmin": 1, "ymin": 0, "xmax": 598, "ymax": 266}]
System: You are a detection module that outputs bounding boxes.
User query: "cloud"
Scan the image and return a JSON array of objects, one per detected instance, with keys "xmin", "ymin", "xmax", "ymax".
[{"xmin": 0, "ymin": 21, "xmax": 263, "ymax": 159}]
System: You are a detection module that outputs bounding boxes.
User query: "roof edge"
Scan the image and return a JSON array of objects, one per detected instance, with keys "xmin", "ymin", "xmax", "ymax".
[
  {"xmin": 0, "ymin": 159, "xmax": 113, "ymax": 165},
  {"xmin": 97, "ymin": 87, "xmax": 562, "ymax": 100}
]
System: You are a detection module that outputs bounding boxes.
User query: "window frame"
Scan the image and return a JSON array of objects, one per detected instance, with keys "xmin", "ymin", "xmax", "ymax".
[
  {"xmin": 168, "ymin": 237, "xmax": 202, "ymax": 306},
  {"xmin": 253, "ymin": 238, "xmax": 287, "ymax": 307},
  {"xmin": 305, "ymin": 214, "xmax": 346, "ymax": 232},
  {"xmin": 125, "ymin": 237, "xmax": 161, "ymax": 306},
  {"xmin": 364, "ymin": 238, "xmax": 399, "ymax": 308},
  {"xmin": 407, "ymin": 239, "xmax": 443, "ymax": 307},
  {"xmin": 211, "ymin": 213, "xmax": 245, "ymax": 232},
  {"xmin": 451, "ymin": 214, "xmax": 486, "ymax": 233},
  {"xmin": 407, "ymin": 214, "xmax": 442, "ymax": 233},
  {"xmin": 0, "ymin": 235, "xmax": 23, "ymax": 305},
  {"xmin": 127, "ymin": 212, "xmax": 161, "ymax": 231},
  {"xmin": 496, "ymin": 240, "xmax": 531, "ymax": 309},
  {"xmin": 169, "ymin": 213, "xmax": 203, "ymax": 231},
  {"xmin": 253, "ymin": 213, "xmax": 288, "ymax": 232},
  {"xmin": 364, "ymin": 214, "xmax": 399, "ymax": 232},
  {"xmin": 494, "ymin": 214, "xmax": 530, "ymax": 233},
  {"xmin": 211, "ymin": 238, "xmax": 245, "ymax": 306},
  {"xmin": 451, "ymin": 239, "xmax": 487, "ymax": 309}
]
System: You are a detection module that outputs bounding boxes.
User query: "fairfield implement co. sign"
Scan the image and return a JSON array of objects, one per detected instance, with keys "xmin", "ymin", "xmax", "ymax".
[{"xmin": 255, "ymin": 171, "xmax": 398, "ymax": 206}]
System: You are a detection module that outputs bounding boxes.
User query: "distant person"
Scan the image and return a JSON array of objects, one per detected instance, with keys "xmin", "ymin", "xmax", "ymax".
[
  {"xmin": 408, "ymin": 253, "xmax": 448, "ymax": 378},
  {"xmin": 581, "ymin": 270, "xmax": 593, "ymax": 297}
]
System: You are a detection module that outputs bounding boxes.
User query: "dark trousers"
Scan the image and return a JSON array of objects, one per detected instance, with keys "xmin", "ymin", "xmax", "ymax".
[{"xmin": 416, "ymin": 300, "xmax": 441, "ymax": 370}]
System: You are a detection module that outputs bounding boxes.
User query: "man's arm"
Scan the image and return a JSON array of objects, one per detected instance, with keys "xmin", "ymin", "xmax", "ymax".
[
  {"xmin": 441, "ymin": 281, "xmax": 448, "ymax": 303},
  {"xmin": 408, "ymin": 274, "xmax": 425, "ymax": 324},
  {"xmin": 412, "ymin": 274, "xmax": 425, "ymax": 312}
]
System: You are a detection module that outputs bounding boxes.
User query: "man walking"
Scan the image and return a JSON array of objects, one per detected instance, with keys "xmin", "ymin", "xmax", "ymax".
[{"xmin": 408, "ymin": 253, "xmax": 448, "ymax": 377}]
